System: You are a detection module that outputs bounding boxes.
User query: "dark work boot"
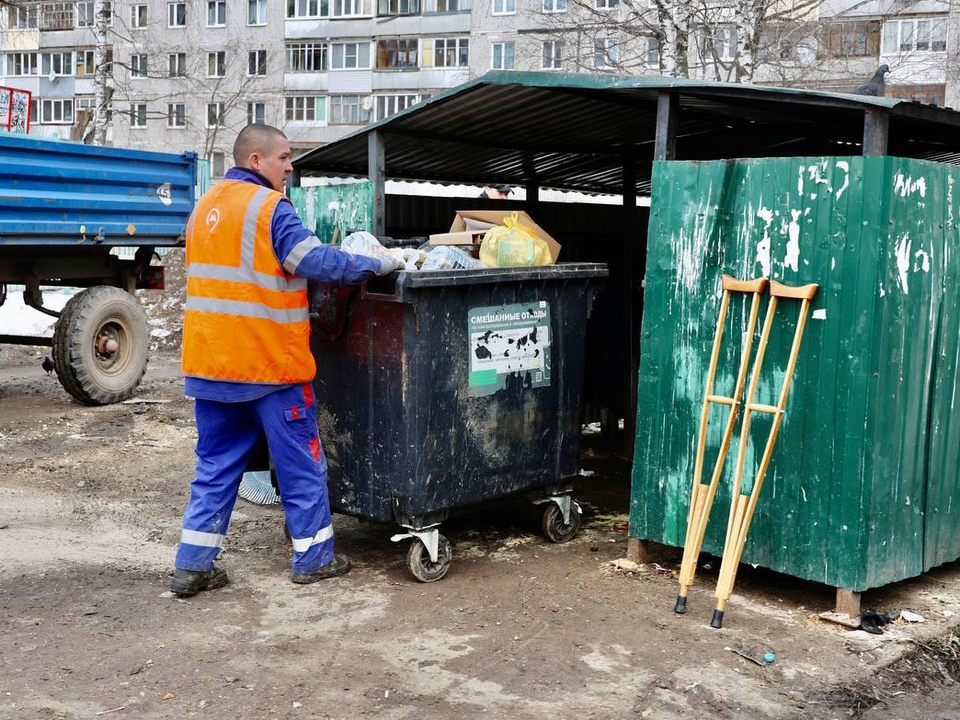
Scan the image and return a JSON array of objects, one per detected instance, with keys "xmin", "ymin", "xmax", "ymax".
[
  {"xmin": 291, "ymin": 554, "xmax": 352, "ymax": 584},
  {"xmin": 170, "ymin": 567, "xmax": 229, "ymax": 597}
]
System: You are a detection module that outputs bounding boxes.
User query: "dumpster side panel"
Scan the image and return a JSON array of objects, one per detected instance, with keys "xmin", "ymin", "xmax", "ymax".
[
  {"xmin": 311, "ymin": 287, "xmax": 409, "ymax": 523},
  {"xmin": 0, "ymin": 134, "xmax": 195, "ymax": 246},
  {"xmin": 631, "ymin": 156, "xmax": 942, "ymax": 592},
  {"xmin": 399, "ymin": 280, "xmax": 588, "ymax": 521}
]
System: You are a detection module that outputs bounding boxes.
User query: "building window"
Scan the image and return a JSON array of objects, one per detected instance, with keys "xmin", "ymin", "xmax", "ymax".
[
  {"xmin": 822, "ymin": 20, "xmax": 881, "ymax": 57},
  {"xmin": 285, "ymin": 95, "xmax": 325, "ymax": 122},
  {"xmin": 376, "ymin": 38, "xmax": 418, "ymax": 69},
  {"xmin": 76, "ymin": 50, "xmax": 96, "ymax": 76},
  {"xmin": 76, "ymin": 95, "xmax": 96, "ymax": 114},
  {"xmin": 167, "ymin": 1, "xmax": 186, "ymax": 27},
  {"xmin": 209, "ymin": 151, "xmax": 226, "ymax": 177},
  {"xmin": 207, "ymin": 0, "xmax": 226, "ymax": 26},
  {"xmin": 75, "ymin": 1, "xmax": 113, "ymax": 27},
  {"xmin": 207, "ymin": 102, "xmax": 225, "ymax": 127},
  {"xmin": 593, "ymin": 38, "xmax": 618, "ymax": 68},
  {"xmin": 6, "ymin": 52, "xmax": 38, "ymax": 76},
  {"xmin": 378, "ymin": 0, "xmax": 419, "ymax": 14},
  {"xmin": 131, "ymin": 54, "xmax": 148, "ymax": 78},
  {"xmin": 248, "ymin": 0, "xmax": 268, "ymax": 24},
  {"xmin": 423, "ymin": 0, "xmax": 470, "ymax": 11},
  {"xmin": 76, "ymin": 96, "xmax": 112, "ymax": 124},
  {"xmin": 167, "ymin": 103, "xmax": 186, "ymax": 128},
  {"xmin": 168, "ymin": 52, "xmax": 186, "ymax": 77},
  {"xmin": 375, "ymin": 94, "xmax": 419, "ymax": 120},
  {"xmin": 645, "ymin": 36, "xmax": 660, "ymax": 66},
  {"xmin": 247, "ymin": 101, "xmax": 266, "ymax": 124},
  {"xmin": 207, "ymin": 51, "xmax": 226, "ymax": 77},
  {"xmin": 8, "ymin": 4, "xmax": 39, "ymax": 29},
  {"xmin": 882, "ymin": 17, "xmax": 947, "ymax": 54},
  {"xmin": 492, "ymin": 0, "xmax": 514, "ymax": 13},
  {"xmin": 39, "ymin": 98, "xmax": 74, "ymax": 125},
  {"xmin": 41, "ymin": 52, "xmax": 74, "ymax": 77},
  {"xmin": 331, "ymin": 42, "xmax": 371, "ymax": 69},
  {"xmin": 491, "ymin": 41, "xmax": 514, "ymax": 69},
  {"xmin": 594, "ymin": 0, "xmax": 618, "ymax": 8},
  {"xmin": 130, "ymin": 3, "xmax": 147, "ymax": 27},
  {"xmin": 40, "ymin": 2, "xmax": 75, "ymax": 30},
  {"xmin": 285, "ymin": 42, "xmax": 327, "ymax": 72},
  {"xmin": 432, "ymin": 37, "xmax": 469, "ymax": 67},
  {"xmin": 130, "ymin": 103, "xmax": 147, "ymax": 128},
  {"xmin": 542, "ymin": 0, "xmax": 565, "ymax": 11},
  {"xmin": 541, "ymin": 40, "xmax": 562, "ymax": 69},
  {"xmin": 286, "ymin": 0, "xmax": 329, "ymax": 17},
  {"xmin": 331, "ymin": 0, "xmax": 372, "ymax": 16},
  {"xmin": 698, "ymin": 25, "xmax": 737, "ymax": 61},
  {"xmin": 248, "ymin": 50, "xmax": 267, "ymax": 75},
  {"xmin": 330, "ymin": 95, "xmax": 369, "ymax": 124},
  {"xmin": 76, "ymin": 1, "xmax": 95, "ymax": 27},
  {"xmin": 885, "ymin": 83, "xmax": 946, "ymax": 106}
]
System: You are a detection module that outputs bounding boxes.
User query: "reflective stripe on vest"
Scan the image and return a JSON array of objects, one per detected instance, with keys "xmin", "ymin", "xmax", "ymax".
[{"xmin": 182, "ymin": 180, "xmax": 317, "ymax": 384}]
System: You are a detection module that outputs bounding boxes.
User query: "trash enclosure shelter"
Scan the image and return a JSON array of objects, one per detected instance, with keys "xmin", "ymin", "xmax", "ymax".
[{"xmin": 293, "ymin": 71, "xmax": 960, "ymax": 604}]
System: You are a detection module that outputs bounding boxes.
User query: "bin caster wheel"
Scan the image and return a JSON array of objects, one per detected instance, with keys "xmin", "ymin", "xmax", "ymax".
[
  {"xmin": 542, "ymin": 502, "xmax": 580, "ymax": 543},
  {"xmin": 406, "ymin": 534, "xmax": 452, "ymax": 583}
]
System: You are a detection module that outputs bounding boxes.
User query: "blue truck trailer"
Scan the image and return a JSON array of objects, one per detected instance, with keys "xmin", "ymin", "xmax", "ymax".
[{"xmin": 0, "ymin": 134, "xmax": 196, "ymax": 404}]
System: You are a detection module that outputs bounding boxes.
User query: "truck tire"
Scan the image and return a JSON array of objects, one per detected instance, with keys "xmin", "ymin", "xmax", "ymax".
[{"xmin": 53, "ymin": 286, "xmax": 149, "ymax": 405}]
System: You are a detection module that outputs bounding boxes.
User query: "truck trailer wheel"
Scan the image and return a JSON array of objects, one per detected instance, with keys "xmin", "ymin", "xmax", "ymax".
[{"xmin": 53, "ymin": 286, "xmax": 149, "ymax": 405}]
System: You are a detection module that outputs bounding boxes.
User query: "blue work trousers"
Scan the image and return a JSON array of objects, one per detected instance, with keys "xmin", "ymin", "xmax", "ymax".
[{"xmin": 174, "ymin": 383, "xmax": 335, "ymax": 575}]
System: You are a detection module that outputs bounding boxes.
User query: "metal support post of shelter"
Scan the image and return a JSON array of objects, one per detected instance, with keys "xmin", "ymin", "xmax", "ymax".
[
  {"xmin": 368, "ymin": 130, "xmax": 386, "ymax": 237},
  {"xmin": 863, "ymin": 108, "xmax": 889, "ymax": 157},
  {"xmin": 654, "ymin": 90, "xmax": 679, "ymax": 163},
  {"xmin": 526, "ymin": 179, "xmax": 540, "ymax": 218}
]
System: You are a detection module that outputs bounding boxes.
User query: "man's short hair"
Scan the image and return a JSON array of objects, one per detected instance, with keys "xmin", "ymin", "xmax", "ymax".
[{"xmin": 233, "ymin": 124, "xmax": 287, "ymax": 167}]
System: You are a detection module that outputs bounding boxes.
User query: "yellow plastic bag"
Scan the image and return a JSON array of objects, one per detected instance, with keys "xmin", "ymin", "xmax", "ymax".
[{"xmin": 479, "ymin": 212, "xmax": 553, "ymax": 268}]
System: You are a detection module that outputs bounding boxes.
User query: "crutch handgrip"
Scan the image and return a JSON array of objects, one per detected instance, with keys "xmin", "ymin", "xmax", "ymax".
[
  {"xmin": 769, "ymin": 280, "xmax": 819, "ymax": 300},
  {"xmin": 721, "ymin": 275, "xmax": 768, "ymax": 294}
]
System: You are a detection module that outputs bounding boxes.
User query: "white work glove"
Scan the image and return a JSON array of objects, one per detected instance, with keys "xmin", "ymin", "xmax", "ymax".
[{"xmin": 374, "ymin": 251, "xmax": 404, "ymax": 276}]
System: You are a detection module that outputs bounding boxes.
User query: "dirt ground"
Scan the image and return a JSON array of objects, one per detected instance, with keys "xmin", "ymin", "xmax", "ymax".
[{"xmin": 5, "ymin": 347, "xmax": 960, "ymax": 720}]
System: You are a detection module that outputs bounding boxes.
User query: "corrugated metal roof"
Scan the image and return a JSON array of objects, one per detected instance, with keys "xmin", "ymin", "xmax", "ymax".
[{"xmin": 294, "ymin": 71, "xmax": 960, "ymax": 196}]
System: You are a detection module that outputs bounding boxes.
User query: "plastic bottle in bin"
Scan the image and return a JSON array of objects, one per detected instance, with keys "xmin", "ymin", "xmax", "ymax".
[{"xmin": 421, "ymin": 245, "xmax": 487, "ymax": 271}]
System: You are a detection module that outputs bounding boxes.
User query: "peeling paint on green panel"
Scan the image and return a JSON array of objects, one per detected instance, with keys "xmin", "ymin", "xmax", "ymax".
[
  {"xmin": 631, "ymin": 156, "xmax": 960, "ymax": 593},
  {"xmin": 286, "ymin": 182, "xmax": 374, "ymax": 243}
]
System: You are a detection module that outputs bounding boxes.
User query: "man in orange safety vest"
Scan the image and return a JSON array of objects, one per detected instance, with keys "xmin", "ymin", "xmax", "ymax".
[{"xmin": 171, "ymin": 124, "xmax": 401, "ymax": 596}]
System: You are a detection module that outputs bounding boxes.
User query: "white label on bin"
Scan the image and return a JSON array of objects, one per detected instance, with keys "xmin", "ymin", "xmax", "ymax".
[{"xmin": 468, "ymin": 302, "xmax": 551, "ymax": 397}]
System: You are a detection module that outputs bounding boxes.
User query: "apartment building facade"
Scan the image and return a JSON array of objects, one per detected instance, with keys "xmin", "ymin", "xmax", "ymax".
[
  {"xmin": 0, "ymin": 0, "xmax": 956, "ymax": 175},
  {"xmin": 0, "ymin": 1, "xmax": 113, "ymax": 142}
]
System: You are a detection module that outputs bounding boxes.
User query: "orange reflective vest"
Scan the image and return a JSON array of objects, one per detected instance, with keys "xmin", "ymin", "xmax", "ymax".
[{"xmin": 181, "ymin": 180, "xmax": 316, "ymax": 384}]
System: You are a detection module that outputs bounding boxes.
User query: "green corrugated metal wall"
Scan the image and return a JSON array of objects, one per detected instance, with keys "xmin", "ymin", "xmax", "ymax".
[
  {"xmin": 287, "ymin": 182, "xmax": 373, "ymax": 243},
  {"xmin": 630, "ymin": 155, "xmax": 960, "ymax": 592}
]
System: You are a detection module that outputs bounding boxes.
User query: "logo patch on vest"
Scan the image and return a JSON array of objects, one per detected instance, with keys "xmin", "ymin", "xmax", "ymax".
[{"xmin": 205, "ymin": 208, "xmax": 221, "ymax": 234}]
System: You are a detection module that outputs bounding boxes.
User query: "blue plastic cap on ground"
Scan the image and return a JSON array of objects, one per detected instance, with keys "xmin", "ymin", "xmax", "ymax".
[{"xmin": 764, "ymin": 652, "xmax": 776, "ymax": 664}]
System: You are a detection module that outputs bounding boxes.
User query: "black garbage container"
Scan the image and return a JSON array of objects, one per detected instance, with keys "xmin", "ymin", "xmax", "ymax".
[{"xmin": 310, "ymin": 263, "xmax": 608, "ymax": 581}]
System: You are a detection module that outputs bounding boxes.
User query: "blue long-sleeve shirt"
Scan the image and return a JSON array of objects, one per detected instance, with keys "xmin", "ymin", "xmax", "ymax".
[{"xmin": 184, "ymin": 167, "xmax": 380, "ymax": 402}]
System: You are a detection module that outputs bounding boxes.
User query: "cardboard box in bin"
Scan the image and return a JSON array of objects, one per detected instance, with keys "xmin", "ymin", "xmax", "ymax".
[{"xmin": 428, "ymin": 210, "xmax": 562, "ymax": 263}]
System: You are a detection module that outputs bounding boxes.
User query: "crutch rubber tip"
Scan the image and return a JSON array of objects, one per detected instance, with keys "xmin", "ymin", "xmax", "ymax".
[
  {"xmin": 674, "ymin": 596, "xmax": 688, "ymax": 614},
  {"xmin": 710, "ymin": 610, "xmax": 724, "ymax": 629}
]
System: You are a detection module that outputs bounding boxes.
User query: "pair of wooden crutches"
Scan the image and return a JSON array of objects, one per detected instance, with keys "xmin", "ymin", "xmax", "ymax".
[{"xmin": 673, "ymin": 274, "xmax": 818, "ymax": 629}]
